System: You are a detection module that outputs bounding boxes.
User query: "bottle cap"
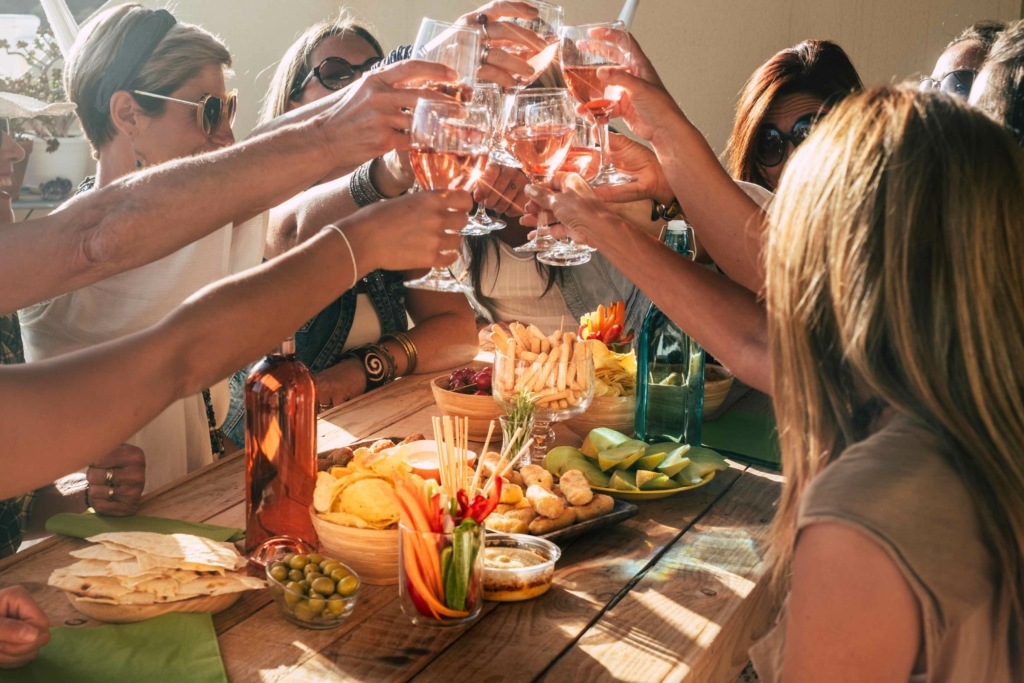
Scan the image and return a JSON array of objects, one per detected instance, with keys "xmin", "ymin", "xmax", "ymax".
[
  {"xmin": 280, "ymin": 337, "xmax": 296, "ymax": 355},
  {"xmin": 666, "ymin": 219, "xmax": 689, "ymax": 232}
]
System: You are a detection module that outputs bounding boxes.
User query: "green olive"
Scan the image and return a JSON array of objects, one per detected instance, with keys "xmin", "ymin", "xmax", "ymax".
[
  {"xmin": 284, "ymin": 582, "xmax": 303, "ymax": 606},
  {"xmin": 288, "ymin": 554, "xmax": 309, "ymax": 570},
  {"xmin": 322, "ymin": 608, "xmax": 334, "ymax": 620},
  {"xmin": 338, "ymin": 575, "xmax": 359, "ymax": 597},
  {"xmin": 293, "ymin": 601, "xmax": 314, "ymax": 622},
  {"xmin": 288, "ymin": 569, "xmax": 304, "ymax": 582},
  {"xmin": 269, "ymin": 565, "xmax": 289, "ymax": 583},
  {"xmin": 298, "ymin": 580, "xmax": 312, "ymax": 593},
  {"xmin": 326, "ymin": 594, "xmax": 346, "ymax": 615},
  {"xmin": 303, "ymin": 562, "xmax": 320, "ymax": 576},
  {"xmin": 311, "ymin": 577, "xmax": 336, "ymax": 596},
  {"xmin": 329, "ymin": 568, "xmax": 350, "ymax": 583},
  {"xmin": 270, "ymin": 583, "xmax": 285, "ymax": 597},
  {"xmin": 307, "ymin": 553, "xmax": 324, "ymax": 565},
  {"xmin": 281, "ymin": 553, "xmax": 296, "ymax": 566},
  {"xmin": 306, "ymin": 573, "xmax": 324, "ymax": 585},
  {"xmin": 307, "ymin": 596, "xmax": 326, "ymax": 613},
  {"xmin": 319, "ymin": 561, "xmax": 341, "ymax": 576}
]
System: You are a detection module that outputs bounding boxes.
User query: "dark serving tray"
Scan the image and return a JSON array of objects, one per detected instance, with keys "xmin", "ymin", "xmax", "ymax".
[{"xmin": 540, "ymin": 498, "xmax": 640, "ymax": 545}]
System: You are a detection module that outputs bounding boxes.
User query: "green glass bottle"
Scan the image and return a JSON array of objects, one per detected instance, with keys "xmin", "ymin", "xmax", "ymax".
[{"xmin": 634, "ymin": 220, "xmax": 706, "ymax": 445}]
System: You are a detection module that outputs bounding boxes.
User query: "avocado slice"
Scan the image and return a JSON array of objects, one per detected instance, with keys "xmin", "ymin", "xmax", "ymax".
[
  {"xmin": 559, "ymin": 455, "xmax": 611, "ymax": 488},
  {"xmin": 597, "ymin": 440, "xmax": 646, "ymax": 472},
  {"xmin": 685, "ymin": 447, "xmax": 730, "ymax": 477},
  {"xmin": 587, "ymin": 428, "xmax": 631, "ymax": 453},
  {"xmin": 580, "ymin": 435, "xmax": 598, "ymax": 459},
  {"xmin": 634, "ymin": 442, "xmax": 679, "ymax": 471},
  {"xmin": 635, "ymin": 470, "xmax": 675, "ymax": 490},
  {"xmin": 545, "ymin": 446, "xmax": 583, "ymax": 476},
  {"xmin": 609, "ymin": 470, "xmax": 639, "ymax": 491},
  {"xmin": 674, "ymin": 466, "xmax": 705, "ymax": 487},
  {"xmin": 655, "ymin": 445, "xmax": 693, "ymax": 477}
]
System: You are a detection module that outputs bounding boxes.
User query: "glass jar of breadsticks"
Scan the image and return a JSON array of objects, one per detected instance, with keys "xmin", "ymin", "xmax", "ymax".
[{"xmin": 490, "ymin": 323, "xmax": 595, "ymax": 463}]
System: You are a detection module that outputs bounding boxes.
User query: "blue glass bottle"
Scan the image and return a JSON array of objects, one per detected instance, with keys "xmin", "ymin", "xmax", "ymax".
[{"xmin": 634, "ymin": 220, "xmax": 706, "ymax": 446}]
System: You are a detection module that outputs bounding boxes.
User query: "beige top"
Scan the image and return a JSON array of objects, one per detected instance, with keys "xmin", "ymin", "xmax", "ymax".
[
  {"xmin": 750, "ymin": 415, "xmax": 1012, "ymax": 682},
  {"xmin": 477, "ymin": 241, "xmax": 576, "ymax": 336}
]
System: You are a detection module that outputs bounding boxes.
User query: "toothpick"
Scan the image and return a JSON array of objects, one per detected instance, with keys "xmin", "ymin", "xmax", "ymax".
[
  {"xmin": 485, "ymin": 439, "xmax": 533, "ymax": 496},
  {"xmin": 482, "ymin": 426, "xmax": 522, "ymax": 494}
]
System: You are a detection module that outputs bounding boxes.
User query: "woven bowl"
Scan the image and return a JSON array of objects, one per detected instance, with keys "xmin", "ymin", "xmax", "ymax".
[
  {"xmin": 703, "ymin": 364, "xmax": 735, "ymax": 415},
  {"xmin": 431, "ymin": 376, "xmax": 504, "ymax": 441},
  {"xmin": 309, "ymin": 506, "xmax": 399, "ymax": 586},
  {"xmin": 564, "ymin": 394, "xmax": 635, "ymax": 438}
]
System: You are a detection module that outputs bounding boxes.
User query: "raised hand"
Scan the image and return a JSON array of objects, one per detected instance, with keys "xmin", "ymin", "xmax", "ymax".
[
  {"xmin": 459, "ymin": 2, "xmax": 548, "ymax": 89},
  {"xmin": 590, "ymin": 134, "xmax": 674, "ymax": 205},
  {"xmin": 523, "ymin": 173, "xmax": 624, "ymax": 246},
  {"xmin": 0, "ymin": 586, "xmax": 49, "ymax": 669},
  {"xmin": 87, "ymin": 444, "xmax": 146, "ymax": 517},
  {"xmin": 474, "ymin": 163, "xmax": 531, "ymax": 217}
]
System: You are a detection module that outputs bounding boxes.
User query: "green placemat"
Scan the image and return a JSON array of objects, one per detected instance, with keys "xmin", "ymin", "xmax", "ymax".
[
  {"xmin": 7, "ymin": 613, "xmax": 227, "ymax": 683},
  {"xmin": 45, "ymin": 512, "xmax": 244, "ymax": 543},
  {"xmin": 703, "ymin": 410, "xmax": 781, "ymax": 469}
]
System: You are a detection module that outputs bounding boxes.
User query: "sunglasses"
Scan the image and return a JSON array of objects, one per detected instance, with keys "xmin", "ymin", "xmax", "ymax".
[
  {"xmin": 131, "ymin": 90, "xmax": 238, "ymax": 136},
  {"xmin": 291, "ymin": 56, "xmax": 383, "ymax": 98},
  {"xmin": 919, "ymin": 69, "xmax": 976, "ymax": 99},
  {"xmin": 0, "ymin": 118, "xmax": 8, "ymax": 136},
  {"xmin": 756, "ymin": 114, "xmax": 818, "ymax": 168}
]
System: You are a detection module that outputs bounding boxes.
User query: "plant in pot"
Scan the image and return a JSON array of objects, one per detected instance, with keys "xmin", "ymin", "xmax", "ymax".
[{"xmin": 0, "ymin": 28, "xmax": 87, "ymax": 200}]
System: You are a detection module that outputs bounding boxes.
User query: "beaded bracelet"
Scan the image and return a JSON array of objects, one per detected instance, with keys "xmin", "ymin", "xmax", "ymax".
[{"xmin": 350, "ymin": 159, "xmax": 386, "ymax": 208}]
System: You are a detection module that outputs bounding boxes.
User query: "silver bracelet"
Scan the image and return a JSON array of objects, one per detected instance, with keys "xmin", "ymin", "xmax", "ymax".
[
  {"xmin": 350, "ymin": 159, "xmax": 386, "ymax": 208},
  {"xmin": 322, "ymin": 225, "xmax": 359, "ymax": 289}
]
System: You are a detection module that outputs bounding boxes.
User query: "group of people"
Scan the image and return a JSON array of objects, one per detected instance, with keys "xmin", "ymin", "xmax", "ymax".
[{"xmin": 0, "ymin": 2, "xmax": 1020, "ymax": 679}]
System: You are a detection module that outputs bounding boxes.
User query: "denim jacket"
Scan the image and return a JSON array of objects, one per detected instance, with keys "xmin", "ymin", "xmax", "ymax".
[{"xmin": 223, "ymin": 269, "xmax": 409, "ymax": 446}]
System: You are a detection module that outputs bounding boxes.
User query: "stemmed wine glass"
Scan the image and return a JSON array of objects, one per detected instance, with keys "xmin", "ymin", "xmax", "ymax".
[
  {"xmin": 404, "ymin": 101, "xmax": 490, "ymax": 292},
  {"xmin": 537, "ymin": 115, "xmax": 601, "ymax": 266},
  {"xmin": 412, "ymin": 19, "xmax": 480, "ymax": 102},
  {"xmin": 466, "ymin": 82, "xmax": 507, "ymax": 233},
  {"xmin": 559, "ymin": 21, "xmax": 637, "ymax": 187},
  {"xmin": 506, "ymin": 88, "xmax": 575, "ymax": 254},
  {"xmin": 488, "ymin": 1, "xmax": 565, "ymax": 167}
]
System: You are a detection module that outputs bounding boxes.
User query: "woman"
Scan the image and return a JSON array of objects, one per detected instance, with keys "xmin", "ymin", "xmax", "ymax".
[
  {"xmin": 251, "ymin": 13, "xmax": 479, "ymax": 434},
  {"xmin": 924, "ymin": 20, "xmax": 1006, "ymax": 98},
  {"xmin": 748, "ymin": 86, "xmax": 1023, "ymax": 681},
  {"xmin": 970, "ymin": 19, "xmax": 1024, "ymax": 145},
  {"xmin": 726, "ymin": 40, "xmax": 862, "ymax": 192}
]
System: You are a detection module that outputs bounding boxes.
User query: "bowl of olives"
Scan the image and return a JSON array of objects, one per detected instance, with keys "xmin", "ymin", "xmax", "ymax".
[{"xmin": 265, "ymin": 551, "xmax": 360, "ymax": 629}]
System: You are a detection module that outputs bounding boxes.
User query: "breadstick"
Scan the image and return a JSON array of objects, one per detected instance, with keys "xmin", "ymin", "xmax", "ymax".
[
  {"xmin": 565, "ymin": 360, "xmax": 577, "ymax": 389},
  {"xmin": 557, "ymin": 340, "xmax": 570, "ymax": 390},
  {"xmin": 516, "ymin": 353, "xmax": 546, "ymax": 391},
  {"xmin": 510, "ymin": 323, "xmax": 530, "ymax": 350},
  {"xmin": 527, "ymin": 324, "xmax": 547, "ymax": 341},
  {"xmin": 548, "ymin": 330, "xmax": 562, "ymax": 345},
  {"xmin": 520, "ymin": 350, "xmax": 539, "ymax": 362},
  {"xmin": 558, "ymin": 399, "xmax": 569, "ymax": 409},
  {"xmin": 541, "ymin": 338, "xmax": 551, "ymax": 354},
  {"xmin": 504, "ymin": 338, "xmax": 516, "ymax": 388},
  {"xmin": 491, "ymin": 325, "xmax": 510, "ymax": 349},
  {"xmin": 566, "ymin": 391, "xmax": 580, "ymax": 406},
  {"xmin": 530, "ymin": 337, "xmax": 541, "ymax": 354}
]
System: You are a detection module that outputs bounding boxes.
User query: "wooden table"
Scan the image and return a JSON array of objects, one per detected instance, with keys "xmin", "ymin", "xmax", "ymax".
[{"xmin": 0, "ymin": 371, "xmax": 782, "ymax": 683}]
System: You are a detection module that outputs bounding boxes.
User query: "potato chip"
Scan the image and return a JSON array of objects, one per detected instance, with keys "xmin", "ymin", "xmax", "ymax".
[{"xmin": 336, "ymin": 478, "xmax": 402, "ymax": 527}]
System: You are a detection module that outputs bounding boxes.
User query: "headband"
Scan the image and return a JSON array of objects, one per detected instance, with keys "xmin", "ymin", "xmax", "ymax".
[{"xmin": 93, "ymin": 9, "xmax": 177, "ymax": 113}]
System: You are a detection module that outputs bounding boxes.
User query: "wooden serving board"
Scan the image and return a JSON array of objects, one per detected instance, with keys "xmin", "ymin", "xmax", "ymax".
[
  {"xmin": 67, "ymin": 591, "xmax": 242, "ymax": 624},
  {"xmin": 540, "ymin": 498, "xmax": 639, "ymax": 545}
]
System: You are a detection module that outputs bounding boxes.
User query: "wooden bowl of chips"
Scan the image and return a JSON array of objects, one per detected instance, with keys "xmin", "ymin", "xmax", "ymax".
[
  {"xmin": 310, "ymin": 506, "xmax": 399, "ymax": 586},
  {"xmin": 67, "ymin": 591, "xmax": 242, "ymax": 624},
  {"xmin": 431, "ymin": 376, "xmax": 504, "ymax": 441},
  {"xmin": 703, "ymin": 364, "xmax": 735, "ymax": 415},
  {"xmin": 564, "ymin": 394, "xmax": 635, "ymax": 438}
]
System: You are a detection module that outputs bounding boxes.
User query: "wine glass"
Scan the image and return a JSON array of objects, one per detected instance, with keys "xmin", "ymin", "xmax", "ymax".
[
  {"xmin": 506, "ymin": 88, "xmax": 575, "ymax": 253},
  {"xmin": 537, "ymin": 115, "xmax": 600, "ymax": 266},
  {"xmin": 559, "ymin": 22, "xmax": 638, "ymax": 187},
  {"xmin": 467, "ymin": 83, "xmax": 507, "ymax": 233},
  {"xmin": 404, "ymin": 100, "xmax": 490, "ymax": 292},
  {"xmin": 412, "ymin": 19, "xmax": 480, "ymax": 102},
  {"xmin": 488, "ymin": 1, "xmax": 565, "ymax": 167}
]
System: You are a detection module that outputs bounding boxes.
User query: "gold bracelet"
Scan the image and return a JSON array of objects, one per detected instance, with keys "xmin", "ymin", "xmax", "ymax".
[{"xmin": 380, "ymin": 331, "xmax": 417, "ymax": 375}]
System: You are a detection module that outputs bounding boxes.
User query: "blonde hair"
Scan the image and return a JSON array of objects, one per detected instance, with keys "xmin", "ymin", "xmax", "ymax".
[
  {"xmin": 766, "ymin": 86, "xmax": 1024, "ymax": 668},
  {"xmin": 64, "ymin": 3, "xmax": 231, "ymax": 153},
  {"xmin": 258, "ymin": 12, "xmax": 382, "ymax": 126}
]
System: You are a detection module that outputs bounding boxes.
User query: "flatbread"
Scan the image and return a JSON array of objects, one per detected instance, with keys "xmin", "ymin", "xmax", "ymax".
[
  {"xmin": 49, "ymin": 572, "xmax": 134, "ymax": 601},
  {"xmin": 70, "ymin": 545, "xmax": 133, "ymax": 562},
  {"xmin": 177, "ymin": 574, "xmax": 265, "ymax": 597},
  {"xmin": 87, "ymin": 532, "xmax": 239, "ymax": 570},
  {"xmin": 133, "ymin": 578, "xmax": 181, "ymax": 600},
  {"xmin": 65, "ymin": 559, "xmax": 112, "ymax": 577}
]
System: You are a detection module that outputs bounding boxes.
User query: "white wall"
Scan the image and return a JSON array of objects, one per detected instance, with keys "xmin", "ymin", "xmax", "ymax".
[{"xmin": 113, "ymin": 0, "xmax": 1019, "ymax": 152}]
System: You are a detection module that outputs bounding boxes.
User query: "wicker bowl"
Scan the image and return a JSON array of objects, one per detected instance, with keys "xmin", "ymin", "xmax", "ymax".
[
  {"xmin": 704, "ymin": 364, "xmax": 735, "ymax": 415},
  {"xmin": 564, "ymin": 394, "xmax": 635, "ymax": 438},
  {"xmin": 431, "ymin": 376, "xmax": 504, "ymax": 441},
  {"xmin": 309, "ymin": 506, "xmax": 399, "ymax": 586}
]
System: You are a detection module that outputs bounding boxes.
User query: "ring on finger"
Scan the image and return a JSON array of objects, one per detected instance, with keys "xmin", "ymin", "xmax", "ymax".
[
  {"xmin": 481, "ymin": 43, "xmax": 491, "ymax": 65},
  {"xmin": 105, "ymin": 468, "xmax": 114, "ymax": 487},
  {"xmin": 107, "ymin": 486, "xmax": 115, "ymax": 502},
  {"xmin": 439, "ymin": 248, "xmax": 460, "ymax": 256}
]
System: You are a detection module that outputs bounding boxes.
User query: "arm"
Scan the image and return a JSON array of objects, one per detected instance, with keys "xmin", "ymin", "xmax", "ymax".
[
  {"xmin": 526, "ymin": 176, "xmax": 771, "ymax": 393},
  {"xmin": 0, "ymin": 190, "xmax": 472, "ymax": 499},
  {"xmin": 783, "ymin": 523, "xmax": 922, "ymax": 682},
  {"xmin": 0, "ymin": 60, "xmax": 459, "ymax": 316}
]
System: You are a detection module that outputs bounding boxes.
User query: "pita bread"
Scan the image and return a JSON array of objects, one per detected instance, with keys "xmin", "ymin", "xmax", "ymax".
[
  {"xmin": 70, "ymin": 545, "xmax": 133, "ymax": 562},
  {"xmin": 66, "ymin": 559, "xmax": 112, "ymax": 577},
  {"xmin": 49, "ymin": 572, "xmax": 134, "ymax": 601},
  {"xmin": 87, "ymin": 532, "xmax": 238, "ymax": 569},
  {"xmin": 177, "ymin": 574, "xmax": 265, "ymax": 597},
  {"xmin": 133, "ymin": 578, "xmax": 181, "ymax": 600}
]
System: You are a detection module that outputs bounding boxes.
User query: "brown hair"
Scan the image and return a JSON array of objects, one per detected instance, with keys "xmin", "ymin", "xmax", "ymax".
[
  {"xmin": 259, "ymin": 12, "xmax": 383, "ymax": 125},
  {"xmin": 725, "ymin": 40, "xmax": 863, "ymax": 189},
  {"xmin": 767, "ymin": 85, "xmax": 1024, "ymax": 673},
  {"xmin": 974, "ymin": 19, "xmax": 1024, "ymax": 146},
  {"xmin": 64, "ymin": 3, "xmax": 231, "ymax": 154},
  {"xmin": 947, "ymin": 19, "xmax": 1007, "ymax": 52}
]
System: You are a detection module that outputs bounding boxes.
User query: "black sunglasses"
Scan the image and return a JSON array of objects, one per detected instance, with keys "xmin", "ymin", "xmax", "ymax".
[
  {"xmin": 919, "ymin": 69, "xmax": 976, "ymax": 99},
  {"xmin": 756, "ymin": 114, "xmax": 818, "ymax": 168},
  {"xmin": 0, "ymin": 118, "xmax": 8, "ymax": 136},
  {"xmin": 291, "ymin": 56, "xmax": 382, "ymax": 98}
]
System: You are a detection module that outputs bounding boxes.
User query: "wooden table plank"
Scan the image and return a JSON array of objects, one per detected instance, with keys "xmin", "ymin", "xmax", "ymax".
[{"xmin": 539, "ymin": 467, "xmax": 782, "ymax": 683}]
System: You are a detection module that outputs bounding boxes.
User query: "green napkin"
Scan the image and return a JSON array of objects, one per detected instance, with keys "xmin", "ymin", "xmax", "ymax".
[
  {"xmin": 45, "ymin": 511, "xmax": 245, "ymax": 543},
  {"xmin": 7, "ymin": 613, "xmax": 227, "ymax": 683},
  {"xmin": 703, "ymin": 410, "xmax": 781, "ymax": 469}
]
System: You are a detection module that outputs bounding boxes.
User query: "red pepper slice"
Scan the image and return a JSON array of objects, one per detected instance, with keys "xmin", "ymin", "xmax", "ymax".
[
  {"xmin": 602, "ymin": 324, "xmax": 622, "ymax": 344},
  {"xmin": 464, "ymin": 478, "xmax": 502, "ymax": 524}
]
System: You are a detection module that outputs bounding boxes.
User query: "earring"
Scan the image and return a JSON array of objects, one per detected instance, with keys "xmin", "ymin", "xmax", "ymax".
[{"xmin": 130, "ymin": 137, "xmax": 144, "ymax": 169}]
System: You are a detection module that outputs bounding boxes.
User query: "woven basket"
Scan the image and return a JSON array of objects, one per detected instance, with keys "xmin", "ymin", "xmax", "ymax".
[
  {"xmin": 309, "ymin": 506, "xmax": 398, "ymax": 585},
  {"xmin": 564, "ymin": 394, "xmax": 635, "ymax": 438},
  {"xmin": 430, "ymin": 376, "xmax": 504, "ymax": 441}
]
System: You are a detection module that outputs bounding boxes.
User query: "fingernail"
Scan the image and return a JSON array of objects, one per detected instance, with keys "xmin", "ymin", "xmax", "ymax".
[
  {"xmin": 13, "ymin": 623, "xmax": 37, "ymax": 643},
  {"xmin": 524, "ymin": 186, "xmax": 538, "ymax": 197}
]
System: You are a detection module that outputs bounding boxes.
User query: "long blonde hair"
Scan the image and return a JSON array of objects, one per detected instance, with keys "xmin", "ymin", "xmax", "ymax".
[
  {"xmin": 766, "ymin": 86, "xmax": 1024, "ymax": 663},
  {"xmin": 258, "ymin": 12, "xmax": 382, "ymax": 126}
]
